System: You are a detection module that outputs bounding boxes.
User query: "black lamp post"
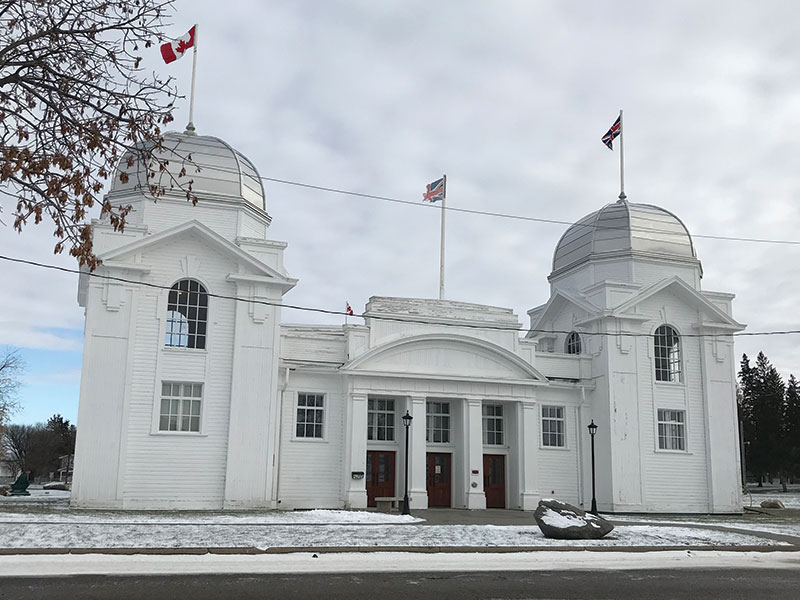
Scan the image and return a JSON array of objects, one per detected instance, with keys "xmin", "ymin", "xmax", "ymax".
[
  {"xmin": 401, "ymin": 410, "xmax": 413, "ymax": 515},
  {"xmin": 587, "ymin": 420, "xmax": 598, "ymax": 516}
]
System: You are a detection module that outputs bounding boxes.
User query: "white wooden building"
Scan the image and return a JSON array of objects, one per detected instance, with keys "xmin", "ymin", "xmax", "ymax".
[{"xmin": 71, "ymin": 130, "xmax": 745, "ymax": 513}]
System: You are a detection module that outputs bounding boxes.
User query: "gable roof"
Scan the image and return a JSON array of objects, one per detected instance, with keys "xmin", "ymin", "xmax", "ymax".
[
  {"xmin": 527, "ymin": 289, "xmax": 600, "ymax": 336},
  {"xmin": 612, "ymin": 276, "xmax": 744, "ymax": 330},
  {"xmin": 99, "ymin": 220, "xmax": 297, "ymax": 291}
]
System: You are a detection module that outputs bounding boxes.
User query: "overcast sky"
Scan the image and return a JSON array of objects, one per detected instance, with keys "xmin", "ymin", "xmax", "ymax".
[{"xmin": 4, "ymin": 0, "xmax": 800, "ymax": 425}]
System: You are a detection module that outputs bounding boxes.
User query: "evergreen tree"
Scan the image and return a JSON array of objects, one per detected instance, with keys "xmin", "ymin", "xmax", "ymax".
[
  {"xmin": 738, "ymin": 354, "xmax": 758, "ymax": 483},
  {"xmin": 784, "ymin": 375, "xmax": 800, "ymax": 482},
  {"xmin": 753, "ymin": 352, "xmax": 785, "ymax": 486}
]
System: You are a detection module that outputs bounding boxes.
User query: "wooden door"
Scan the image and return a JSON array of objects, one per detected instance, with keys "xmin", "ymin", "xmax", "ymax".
[
  {"xmin": 426, "ymin": 452, "xmax": 452, "ymax": 507},
  {"xmin": 366, "ymin": 451, "xmax": 395, "ymax": 507},
  {"xmin": 483, "ymin": 454, "xmax": 506, "ymax": 508}
]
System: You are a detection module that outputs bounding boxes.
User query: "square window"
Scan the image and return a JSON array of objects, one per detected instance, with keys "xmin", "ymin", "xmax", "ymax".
[
  {"xmin": 296, "ymin": 393, "xmax": 324, "ymax": 438},
  {"xmin": 657, "ymin": 409, "xmax": 686, "ymax": 451},
  {"xmin": 541, "ymin": 405, "xmax": 565, "ymax": 447},
  {"xmin": 159, "ymin": 382, "xmax": 202, "ymax": 432}
]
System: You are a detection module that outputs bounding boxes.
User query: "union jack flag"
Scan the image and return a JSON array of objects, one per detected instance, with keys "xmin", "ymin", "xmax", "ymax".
[
  {"xmin": 601, "ymin": 116, "xmax": 621, "ymax": 150},
  {"xmin": 423, "ymin": 177, "xmax": 445, "ymax": 203}
]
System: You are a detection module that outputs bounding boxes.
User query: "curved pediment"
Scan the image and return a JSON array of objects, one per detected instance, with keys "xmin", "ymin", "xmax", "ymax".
[{"xmin": 343, "ymin": 334, "xmax": 547, "ymax": 382}]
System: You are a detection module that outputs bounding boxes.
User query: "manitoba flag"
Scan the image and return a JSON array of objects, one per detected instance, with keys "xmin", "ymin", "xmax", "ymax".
[
  {"xmin": 601, "ymin": 116, "xmax": 621, "ymax": 150},
  {"xmin": 160, "ymin": 26, "xmax": 196, "ymax": 64},
  {"xmin": 423, "ymin": 177, "xmax": 445, "ymax": 203}
]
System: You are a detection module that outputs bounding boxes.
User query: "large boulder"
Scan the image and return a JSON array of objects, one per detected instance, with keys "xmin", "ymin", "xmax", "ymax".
[
  {"xmin": 760, "ymin": 499, "xmax": 785, "ymax": 509},
  {"xmin": 534, "ymin": 499, "xmax": 614, "ymax": 540}
]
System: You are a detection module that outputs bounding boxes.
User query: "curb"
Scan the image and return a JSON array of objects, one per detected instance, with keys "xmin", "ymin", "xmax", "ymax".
[{"xmin": 0, "ymin": 544, "xmax": 797, "ymax": 556}]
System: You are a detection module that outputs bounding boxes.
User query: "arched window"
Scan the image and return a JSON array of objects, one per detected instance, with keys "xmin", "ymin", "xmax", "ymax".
[
  {"xmin": 565, "ymin": 331, "xmax": 582, "ymax": 355},
  {"xmin": 654, "ymin": 325, "xmax": 681, "ymax": 382},
  {"xmin": 165, "ymin": 279, "xmax": 208, "ymax": 349}
]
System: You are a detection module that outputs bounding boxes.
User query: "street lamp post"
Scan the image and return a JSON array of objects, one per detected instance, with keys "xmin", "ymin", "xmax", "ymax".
[
  {"xmin": 401, "ymin": 410, "xmax": 413, "ymax": 515},
  {"xmin": 587, "ymin": 420, "xmax": 598, "ymax": 516}
]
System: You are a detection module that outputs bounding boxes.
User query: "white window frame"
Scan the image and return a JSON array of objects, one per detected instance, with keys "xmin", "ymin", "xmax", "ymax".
[
  {"xmin": 295, "ymin": 392, "xmax": 325, "ymax": 440},
  {"xmin": 565, "ymin": 331, "xmax": 582, "ymax": 355},
  {"xmin": 482, "ymin": 404, "xmax": 504, "ymax": 446},
  {"xmin": 368, "ymin": 397, "xmax": 396, "ymax": 442},
  {"xmin": 654, "ymin": 324, "xmax": 682, "ymax": 383},
  {"xmin": 657, "ymin": 408, "xmax": 687, "ymax": 452},
  {"xmin": 426, "ymin": 401, "xmax": 451, "ymax": 444},
  {"xmin": 164, "ymin": 278, "xmax": 209, "ymax": 350},
  {"xmin": 158, "ymin": 382, "xmax": 203, "ymax": 433},
  {"xmin": 541, "ymin": 405, "xmax": 566, "ymax": 448}
]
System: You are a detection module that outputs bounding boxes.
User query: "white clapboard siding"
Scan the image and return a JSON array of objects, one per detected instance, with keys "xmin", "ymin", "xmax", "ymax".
[
  {"xmin": 635, "ymin": 291, "xmax": 711, "ymax": 510},
  {"xmin": 281, "ymin": 327, "xmax": 346, "ymax": 364},
  {"xmin": 277, "ymin": 373, "xmax": 345, "ymax": 508},
  {"xmin": 120, "ymin": 237, "xmax": 244, "ymax": 508}
]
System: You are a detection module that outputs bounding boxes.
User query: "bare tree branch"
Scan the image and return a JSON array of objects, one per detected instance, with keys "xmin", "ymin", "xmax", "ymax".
[{"xmin": 0, "ymin": 0, "xmax": 195, "ymax": 269}]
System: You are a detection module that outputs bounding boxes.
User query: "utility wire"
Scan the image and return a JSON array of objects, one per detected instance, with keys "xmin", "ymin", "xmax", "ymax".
[
  {"xmin": 116, "ymin": 158, "xmax": 800, "ymax": 247},
  {"xmin": 2, "ymin": 253, "xmax": 795, "ymax": 339}
]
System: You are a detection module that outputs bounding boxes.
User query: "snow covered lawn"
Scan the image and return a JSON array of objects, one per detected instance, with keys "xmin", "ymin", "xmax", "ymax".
[{"xmin": 0, "ymin": 508, "xmax": 786, "ymax": 550}]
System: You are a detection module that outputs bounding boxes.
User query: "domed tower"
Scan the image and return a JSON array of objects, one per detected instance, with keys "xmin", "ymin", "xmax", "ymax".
[
  {"xmin": 549, "ymin": 200, "xmax": 702, "ymax": 294},
  {"xmin": 528, "ymin": 197, "xmax": 744, "ymax": 515},
  {"xmin": 106, "ymin": 129, "xmax": 271, "ymax": 242},
  {"xmin": 72, "ymin": 129, "xmax": 296, "ymax": 510}
]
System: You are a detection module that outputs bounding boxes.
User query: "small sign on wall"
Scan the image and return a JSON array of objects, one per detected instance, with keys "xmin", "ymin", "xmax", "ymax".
[{"xmin": 351, "ymin": 471, "xmax": 364, "ymax": 480}]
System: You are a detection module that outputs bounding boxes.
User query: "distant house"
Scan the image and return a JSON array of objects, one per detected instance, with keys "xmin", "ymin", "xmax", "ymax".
[
  {"xmin": 56, "ymin": 454, "xmax": 74, "ymax": 484},
  {"xmin": 71, "ymin": 129, "xmax": 745, "ymax": 513}
]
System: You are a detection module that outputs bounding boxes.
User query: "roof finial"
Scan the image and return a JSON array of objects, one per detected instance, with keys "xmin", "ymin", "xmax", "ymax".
[
  {"xmin": 184, "ymin": 121, "xmax": 197, "ymax": 136},
  {"xmin": 617, "ymin": 191, "xmax": 627, "ymax": 204}
]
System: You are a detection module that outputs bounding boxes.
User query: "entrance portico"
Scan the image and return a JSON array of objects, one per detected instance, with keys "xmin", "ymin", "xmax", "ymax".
[{"xmin": 341, "ymin": 331, "xmax": 550, "ymax": 511}]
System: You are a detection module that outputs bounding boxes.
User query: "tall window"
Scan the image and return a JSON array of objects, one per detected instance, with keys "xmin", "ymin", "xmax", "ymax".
[
  {"xmin": 426, "ymin": 401, "xmax": 450, "ymax": 443},
  {"xmin": 159, "ymin": 382, "xmax": 202, "ymax": 432},
  {"xmin": 165, "ymin": 279, "xmax": 208, "ymax": 349},
  {"xmin": 482, "ymin": 404, "xmax": 504, "ymax": 445},
  {"xmin": 541, "ymin": 405, "xmax": 565, "ymax": 447},
  {"xmin": 657, "ymin": 409, "xmax": 686, "ymax": 451},
  {"xmin": 296, "ymin": 393, "xmax": 324, "ymax": 438},
  {"xmin": 654, "ymin": 325, "xmax": 681, "ymax": 382},
  {"xmin": 565, "ymin": 331, "xmax": 582, "ymax": 355},
  {"xmin": 368, "ymin": 398, "xmax": 395, "ymax": 441}
]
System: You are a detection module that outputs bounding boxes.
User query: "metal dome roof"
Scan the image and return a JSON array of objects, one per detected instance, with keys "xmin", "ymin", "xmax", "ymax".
[
  {"xmin": 552, "ymin": 200, "xmax": 696, "ymax": 274},
  {"xmin": 110, "ymin": 130, "xmax": 266, "ymax": 211}
]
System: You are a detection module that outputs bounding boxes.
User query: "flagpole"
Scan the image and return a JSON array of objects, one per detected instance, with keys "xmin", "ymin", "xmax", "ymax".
[
  {"xmin": 618, "ymin": 109, "xmax": 626, "ymax": 202},
  {"xmin": 187, "ymin": 25, "xmax": 199, "ymax": 132},
  {"xmin": 438, "ymin": 175, "xmax": 447, "ymax": 300}
]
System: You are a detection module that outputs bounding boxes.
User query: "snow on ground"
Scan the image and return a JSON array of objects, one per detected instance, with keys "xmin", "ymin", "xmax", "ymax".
[
  {"xmin": 2, "ymin": 550, "xmax": 800, "ymax": 578},
  {"xmin": 745, "ymin": 491, "xmax": 800, "ymax": 509},
  {"xmin": 0, "ymin": 520, "xmax": 784, "ymax": 549}
]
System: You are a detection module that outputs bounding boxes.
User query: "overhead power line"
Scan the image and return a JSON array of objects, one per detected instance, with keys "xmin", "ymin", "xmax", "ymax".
[
  {"xmin": 1, "ymin": 253, "xmax": 796, "ymax": 339},
  {"xmin": 116, "ymin": 159, "xmax": 800, "ymax": 247}
]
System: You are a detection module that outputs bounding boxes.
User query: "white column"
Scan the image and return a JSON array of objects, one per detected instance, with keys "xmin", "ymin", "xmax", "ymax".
[
  {"xmin": 345, "ymin": 392, "xmax": 368, "ymax": 509},
  {"xmin": 465, "ymin": 398, "xmax": 486, "ymax": 509},
  {"xmin": 407, "ymin": 395, "xmax": 429, "ymax": 509},
  {"xmin": 519, "ymin": 400, "xmax": 541, "ymax": 510}
]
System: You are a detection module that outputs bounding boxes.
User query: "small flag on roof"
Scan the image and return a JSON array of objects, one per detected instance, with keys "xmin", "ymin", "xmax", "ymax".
[
  {"xmin": 601, "ymin": 115, "xmax": 621, "ymax": 150},
  {"xmin": 423, "ymin": 177, "xmax": 445, "ymax": 203},
  {"xmin": 346, "ymin": 302, "xmax": 354, "ymax": 316},
  {"xmin": 160, "ymin": 25, "xmax": 196, "ymax": 64}
]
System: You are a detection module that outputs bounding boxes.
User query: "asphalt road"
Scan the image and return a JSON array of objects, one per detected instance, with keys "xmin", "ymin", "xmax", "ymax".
[{"xmin": 1, "ymin": 569, "xmax": 799, "ymax": 599}]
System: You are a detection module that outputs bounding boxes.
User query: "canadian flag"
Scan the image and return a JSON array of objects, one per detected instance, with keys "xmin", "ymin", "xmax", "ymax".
[
  {"xmin": 160, "ymin": 26, "xmax": 196, "ymax": 64},
  {"xmin": 346, "ymin": 302, "xmax": 354, "ymax": 316}
]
